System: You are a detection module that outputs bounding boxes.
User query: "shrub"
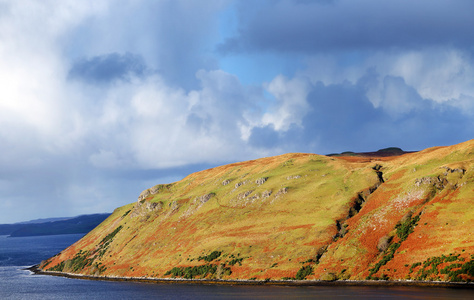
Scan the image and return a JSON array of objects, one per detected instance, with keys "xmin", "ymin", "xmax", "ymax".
[
  {"xmin": 369, "ymin": 243, "xmax": 400, "ymax": 276},
  {"xmin": 164, "ymin": 264, "xmax": 218, "ymax": 279},
  {"xmin": 295, "ymin": 265, "xmax": 313, "ymax": 280},
  {"xmin": 100, "ymin": 226, "xmax": 123, "ymax": 245},
  {"xmin": 198, "ymin": 251, "xmax": 222, "ymax": 262},
  {"xmin": 228, "ymin": 257, "xmax": 244, "ymax": 266},
  {"xmin": 396, "ymin": 214, "xmax": 420, "ymax": 241},
  {"xmin": 408, "ymin": 253, "xmax": 474, "ymax": 282},
  {"xmin": 48, "ymin": 261, "xmax": 65, "ymax": 272}
]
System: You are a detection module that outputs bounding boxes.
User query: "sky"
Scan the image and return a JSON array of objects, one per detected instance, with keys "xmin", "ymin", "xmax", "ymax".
[{"xmin": 1, "ymin": 0, "xmax": 473, "ymax": 223}]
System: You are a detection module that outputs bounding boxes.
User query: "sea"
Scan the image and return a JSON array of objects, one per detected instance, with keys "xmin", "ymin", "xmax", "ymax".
[{"xmin": 0, "ymin": 234, "xmax": 473, "ymax": 299}]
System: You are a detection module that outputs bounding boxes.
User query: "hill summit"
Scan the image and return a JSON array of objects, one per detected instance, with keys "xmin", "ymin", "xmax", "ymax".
[{"xmin": 39, "ymin": 140, "xmax": 474, "ymax": 283}]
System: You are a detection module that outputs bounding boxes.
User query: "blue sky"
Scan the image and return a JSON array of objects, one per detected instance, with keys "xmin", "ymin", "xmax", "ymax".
[{"xmin": 0, "ymin": 0, "xmax": 473, "ymax": 223}]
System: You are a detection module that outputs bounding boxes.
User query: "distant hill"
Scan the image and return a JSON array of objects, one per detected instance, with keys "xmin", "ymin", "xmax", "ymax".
[
  {"xmin": 0, "ymin": 224, "xmax": 24, "ymax": 235},
  {"xmin": 327, "ymin": 147, "xmax": 415, "ymax": 157},
  {"xmin": 40, "ymin": 140, "xmax": 474, "ymax": 283},
  {"xmin": 0, "ymin": 214, "xmax": 110, "ymax": 237},
  {"xmin": 17, "ymin": 217, "xmax": 72, "ymax": 224}
]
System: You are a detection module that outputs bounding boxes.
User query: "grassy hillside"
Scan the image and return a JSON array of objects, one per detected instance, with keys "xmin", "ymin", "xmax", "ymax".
[{"xmin": 39, "ymin": 140, "xmax": 474, "ymax": 282}]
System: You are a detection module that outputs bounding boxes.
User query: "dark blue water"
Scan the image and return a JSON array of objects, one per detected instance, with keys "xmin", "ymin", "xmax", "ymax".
[
  {"xmin": 1, "ymin": 235, "xmax": 473, "ymax": 299},
  {"xmin": 0, "ymin": 234, "xmax": 83, "ymax": 267}
]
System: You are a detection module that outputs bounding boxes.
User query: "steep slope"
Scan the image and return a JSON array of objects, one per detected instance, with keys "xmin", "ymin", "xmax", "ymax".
[{"xmin": 39, "ymin": 140, "xmax": 474, "ymax": 283}]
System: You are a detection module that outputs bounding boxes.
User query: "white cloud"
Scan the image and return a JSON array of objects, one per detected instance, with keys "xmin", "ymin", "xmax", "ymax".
[
  {"xmin": 71, "ymin": 69, "xmax": 265, "ymax": 170},
  {"xmin": 299, "ymin": 48, "xmax": 474, "ymax": 116},
  {"xmin": 262, "ymin": 75, "xmax": 311, "ymax": 131},
  {"xmin": 379, "ymin": 76, "xmax": 422, "ymax": 117},
  {"xmin": 0, "ymin": 1, "xmax": 109, "ymax": 156},
  {"xmin": 388, "ymin": 49, "xmax": 474, "ymax": 103}
]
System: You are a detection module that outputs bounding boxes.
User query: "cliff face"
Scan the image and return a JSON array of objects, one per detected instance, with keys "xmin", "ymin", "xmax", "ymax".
[{"xmin": 40, "ymin": 140, "xmax": 474, "ymax": 282}]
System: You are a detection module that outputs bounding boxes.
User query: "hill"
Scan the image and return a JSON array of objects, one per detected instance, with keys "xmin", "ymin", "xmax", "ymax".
[
  {"xmin": 0, "ymin": 214, "xmax": 110, "ymax": 237},
  {"xmin": 39, "ymin": 140, "xmax": 474, "ymax": 283},
  {"xmin": 327, "ymin": 147, "xmax": 414, "ymax": 157}
]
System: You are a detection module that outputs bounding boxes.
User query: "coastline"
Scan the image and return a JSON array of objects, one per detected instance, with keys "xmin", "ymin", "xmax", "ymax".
[{"xmin": 26, "ymin": 265, "xmax": 474, "ymax": 289}]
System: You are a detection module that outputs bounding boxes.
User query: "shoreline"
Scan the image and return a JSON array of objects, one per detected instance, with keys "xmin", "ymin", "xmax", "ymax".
[{"xmin": 26, "ymin": 265, "xmax": 474, "ymax": 289}]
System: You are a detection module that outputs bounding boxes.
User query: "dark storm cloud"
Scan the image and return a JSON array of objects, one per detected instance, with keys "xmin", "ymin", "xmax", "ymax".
[
  {"xmin": 218, "ymin": 0, "xmax": 474, "ymax": 54},
  {"xmin": 248, "ymin": 124, "xmax": 281, "ymax": 148},
  {"xmin": 68, "ymin": 52, "xmax": 149, "ymax": 84},
  {"xmin": 249, "ymin": 79, "xmax": 474, "ymax": 153},
  {"xmin": 64, "ymin": 1, "xmax": 224, "ymax": 90}
]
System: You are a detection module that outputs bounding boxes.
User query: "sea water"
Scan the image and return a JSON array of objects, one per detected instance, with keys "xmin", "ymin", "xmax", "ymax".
[{"xmin": 0, "ymin": 234, "xmax": 473, "ymax": 299}]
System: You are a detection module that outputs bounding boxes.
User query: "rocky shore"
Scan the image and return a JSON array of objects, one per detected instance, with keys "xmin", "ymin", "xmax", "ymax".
[{"xmin": 26, "ymin": 265, "xmax": 474, "ymax": 289}]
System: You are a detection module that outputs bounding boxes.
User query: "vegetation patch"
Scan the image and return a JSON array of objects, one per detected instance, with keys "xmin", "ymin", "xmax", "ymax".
[
  {"xmin": 100, "ymin": 226, "xmax": 123, "ymax": 245},
  {"xmin": 228, "ymin": 257, "xmax": 244, "ymax": 266},
  {"xmin": 295, "ymin": 265, "xmax": 314, "ymax": 280},
  {"xmin": 48, "ymin": 260, "xmax": 65, "ymax": 272},
  {"xmin": 164, "ymin": 264, "xmax": 219, "ymax": 279},
  {"xmin": 368, "ymin": 242, "xmax": 401, "ymax": 278},
  {"xmin": 197, "ymin": 251, "xmax": 222, "ymax": 262},
  {"xmin": 368, "ymin": 213, "xmax": 421, "ymax": 279},
  {"xmin": 97, "ymin": 225, "xmax": 123, "ymax": 258},
  {"xmin": 47, "ymin": 226, "xmax": 124, "ymax": 273},
  {"xmin": 408, "ymin": 253, "xmax": 474, "ymax": 282},
  {"xmin": 47, "ymin": 250, "xmax": 106, "ymax": 274},
  {"xmin": 395, "ymin": 213, "xmax": 420, "ymax": 241},
  {"xmin": 165, "ymin": 251, "xmax": 242, "ymax": 279},
  {"xmin": 163, "ymin": 263, "xmax": 233, "ymax": 279}
]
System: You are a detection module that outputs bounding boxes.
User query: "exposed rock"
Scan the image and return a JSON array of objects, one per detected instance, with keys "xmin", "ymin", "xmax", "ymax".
[
  {"xmin": 235, "ymin": 182, "xmax": 243, "ymax": 188},
  {"xmin": 333, "ymin": 220, "xmax": 348, "ymax": 240},
  {"xmin": 130, "ymin": 200, "xmax": 163, "ymax": 218},
  {"xmin": 248, "ymin": 195, "xmax": 259, "ymax": 201},
  {"xmin": 146, "ymin": 202, "xmax": 162, "ymax": 211},
  {"xmin": 234, "ymin": 180, "xmax": 248, "ymax": 189},
  {"xmin": 262, "ymin": 190, "xmax": 272, "ymax": 198},
  {"xmin": 237, "ymin": 190, "xmax": 254, "ymax": 200},
  {"xmin": 137, "ymin": 189, "xmax": 151, "ymax": 202},
  {"xmin": 137, "ymin": 184, "xmax": 172, "ymax": 202},
  {"xmin": 255, "ymin": 177, "xmax": 268, "ymax": 186},
  {"xmin": 170, "ymin": 201, "xmax": 179, "ymax": 211},
  {"xmin": 286, "ymin": 175, "xmax": 301, "ymax": 180},
  {"xmin": 150, "ymin": 185, "xmax": 163, "ymax": 194},
  {"xmin": 196, "ymin": 193, "xmax": 214, "ymax": 204},
  {"xmin": 442, "ymin": 166, "xmax": 465, "ymax": 175},
  {"xmin": 275, "ymin": 187, "xmax": 288, "ymax": 197},
  {"xmin": 222, "ymin": 179, "xmax": 231, "ymax": 186},
  {"xmin": 372, "ymin": 164, "xmax": 385, "ymax": 183},
  {"xmin": 415, "ymin": 177, "xmax": 433, "ymax": 187},
  {"xmin": 414, "ymin": 176, "xmax": 448, "ymax": 189}
]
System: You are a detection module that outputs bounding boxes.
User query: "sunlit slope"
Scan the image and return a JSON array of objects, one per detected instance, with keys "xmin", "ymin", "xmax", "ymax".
[{"xmin": 40, "ymin": 140, "xmax": 474, "ymax": 282}]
